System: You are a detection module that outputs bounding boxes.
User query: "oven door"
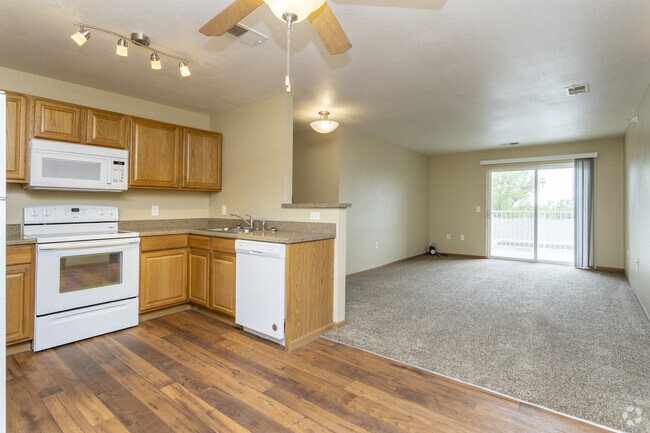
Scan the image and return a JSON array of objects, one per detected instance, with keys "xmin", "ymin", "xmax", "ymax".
[{"xmin": 35, "ymin": 237, "xmax": 140, "ymax": 316}]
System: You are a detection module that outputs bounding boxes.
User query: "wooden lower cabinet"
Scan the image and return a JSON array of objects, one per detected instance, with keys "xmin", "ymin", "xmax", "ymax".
[
  {"xmin": 188, "ymin": 249, "xmax": 210, "ymax": 307},
  {"xmin": 6, "ymin": 245, "xmax": 35, "ymax": 346},
  {"xmin": 210, "ymin": 253, "xmax": 236, "ymax": 317},
  {"xmin": 139, "ymin": 248, "xmax": 188, "ymax": 312}
]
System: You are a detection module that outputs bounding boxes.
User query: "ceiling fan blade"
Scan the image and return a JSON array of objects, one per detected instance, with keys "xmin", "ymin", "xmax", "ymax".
[
  {"xmin": 199, "ymin": 0, "xmax": 264, "ymax": 36},
  {"xmin": 308, "ymin": 2, "xmax": 352, "ymax": 55}
]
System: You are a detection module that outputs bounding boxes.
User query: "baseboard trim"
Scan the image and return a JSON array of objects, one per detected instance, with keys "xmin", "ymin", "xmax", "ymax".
[
  {"xmin": 194, "ymin": 306, "xmax": 240, "ymax": 328},
  {"xmin": 286, "ymin": 322, "xmax": 334, "ymax": 352},
  {"xmin": 438, "ymin": 252, "xmax": 488, "ymax": 259},
  {"xmin": 333, "ymin": 320, "xmax": 347, "ymax": 329},
  {"xmin": 347, "ymin": 253, "xmax": 428, "ymax": 277},
  {"xmin": 6, "ymin": 341, "xmax": 31, "ymax": 355},
  {"xmin": 624, "ymin": 273, "xmax": 650, "ymax": 324},
  {"xmin": 595, "ymin": 266, "xmax": 625, "ymax": 273},
  {"xmin": 139, "ymin": 303, "xmax": 193, "ymax": 322}
]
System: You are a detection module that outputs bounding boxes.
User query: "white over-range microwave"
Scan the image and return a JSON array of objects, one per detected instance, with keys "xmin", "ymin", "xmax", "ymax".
[{"xmin": 26, "ymin": 139, "xmax": 129, "ymax": 192}]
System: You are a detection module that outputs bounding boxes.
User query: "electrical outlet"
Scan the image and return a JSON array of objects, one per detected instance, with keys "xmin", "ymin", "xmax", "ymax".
[
  {"xmin": 221, "ymin": 205, "xmax": 227, "ymax": 216},
  {"xmin": 476, "ymin": 206, "xmax": 481, "ymax": 213},
  {"xmin": 446, "ymin": 233, "xmax": 451, "ymax": 240},
  {"xmin": 310, "ymin": 212, "xmax": 320, "ymax": 221},
  {"xmin": 460, "ymin": 234, "xmax": 465, "ymax": 241},
  {"xmin": 375, "ymin": 241, "xmax": 379, "ymax": 249},
  {"xmin": 151, "ymin": 205, "xmax": 159, "ymax": 216}
]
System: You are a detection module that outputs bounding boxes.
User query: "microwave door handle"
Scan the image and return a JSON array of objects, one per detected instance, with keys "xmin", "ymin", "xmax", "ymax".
[{"xmin": 107, "ymin": 160, "xmax": 112, "ymax": 185}]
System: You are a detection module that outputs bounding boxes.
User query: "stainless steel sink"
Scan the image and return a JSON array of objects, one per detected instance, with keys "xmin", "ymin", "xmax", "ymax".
[{"xmin": 203, "ymin": 227, "xmax": 252, "ymax": 233}]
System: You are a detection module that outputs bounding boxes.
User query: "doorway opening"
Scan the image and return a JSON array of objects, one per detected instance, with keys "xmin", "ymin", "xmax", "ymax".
[{"xmin": 489, "ymin": 166, "xmax": 574, "ymax": 263}]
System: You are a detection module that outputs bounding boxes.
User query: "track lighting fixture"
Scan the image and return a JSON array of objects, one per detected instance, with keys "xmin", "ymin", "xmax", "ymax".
[
  {"xmin": 70, "ymin": 22, "xmax": 191, "ymax": 78},
  {"xmin": 150, "ymin": 52, "xmax": 161, "ymax": 70},
  {"xmin": 71, "ymin": 26, "xmax": 91, "ymax": 46},
  {"xmin": 179, "ymin": 61, "xmax": 191, "ymax": 77},
  {"xmin": 116, "ymin": 37, "xmax": 128, "ymax": 57},
  {"xmin": 310, "ymin": 111, "xmax": 339, "ymax": 133}
]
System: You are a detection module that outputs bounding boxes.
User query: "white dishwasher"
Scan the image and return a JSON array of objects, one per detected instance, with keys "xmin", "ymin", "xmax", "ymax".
[{"xmin": 235, "ymin": 239, "xmax": 286, "ymax": 344}]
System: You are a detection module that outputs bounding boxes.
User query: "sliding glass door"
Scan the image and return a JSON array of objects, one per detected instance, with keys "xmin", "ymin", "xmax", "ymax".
[{"xmin": 489, "ymin": 167, "xmax": 574, "ymax": 263}]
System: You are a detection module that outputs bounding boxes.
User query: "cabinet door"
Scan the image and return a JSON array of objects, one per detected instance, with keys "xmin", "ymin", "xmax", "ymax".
[
  {"xmin": 188, "ymin": 249, "xmax": 210, "ymax": 307},
  {"xmin": 6, "ymin": 263, "xmax": 34, "ymax": 345},
  {"xmin": 130, "ymin": 117, "xmax": 180, "ymax": 189},
  {"xmin": 210, "ymin": 253, "xmax": 236, "ymax": 317},
  {"xmin": 34, "ymin": 98, "xmax": 83, "ymax": 142},
  {"xmin": 86, "ymin": 109, "xmax": 128, "ymax": 149},
  {"xmin": 4, "ymin": 91, "xmax": 27, "ymax": 182},
  {"xmin": 140, "ymin": 248, "xmax": 188, "ymax": 312},
  {"xmin": 182, "ymin": 128, "xmax": 222, "ymax": 191}
]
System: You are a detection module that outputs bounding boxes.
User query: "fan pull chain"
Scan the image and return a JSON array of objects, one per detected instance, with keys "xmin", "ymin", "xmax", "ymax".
[{"xmin": 283, "ymin": 13, "xmax": 297, "ymax": 93}]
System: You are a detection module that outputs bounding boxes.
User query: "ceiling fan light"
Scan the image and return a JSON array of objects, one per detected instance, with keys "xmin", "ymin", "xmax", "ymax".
[
  {"xmin": 116, "ymin": 37, "xmax": 128, "ymax": 56},
  {"xmin": 179, "ymin": 61, "xmax": 191, "ymax": 77},
  {"xmin": 71, "ymin": 28, "xmax": 91, "ymax": 46},
  {"xmin": 150, "ymin": 51, "xmax": 161, "ymax": 70},
  {"xmin": 310, "ymin": 111, "xmax": 339, "ymax": 133},
  {"xmin": 263, "ymin": 0, "xmax": 326, "ymax": 23}
]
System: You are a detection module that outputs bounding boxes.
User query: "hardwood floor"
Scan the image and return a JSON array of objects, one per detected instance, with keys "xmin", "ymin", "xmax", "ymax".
[{"xmin": 6, "ymin": 311, "xmax": 610, "ymax": 433}]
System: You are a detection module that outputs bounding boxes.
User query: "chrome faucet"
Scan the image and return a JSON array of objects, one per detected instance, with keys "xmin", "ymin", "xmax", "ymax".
[{"xmin": 231, "ymin": 213, "xmax": 254, "ymax": 228}]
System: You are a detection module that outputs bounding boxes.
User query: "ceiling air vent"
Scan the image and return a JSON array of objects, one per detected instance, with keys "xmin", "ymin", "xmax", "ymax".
[
  {"xmin": 226, "ymin": 23, "xmax": 268, "ymax": 47},
  {"xmin": 565, "ymin": 83, "xmax": 590, "ymax": 96}
]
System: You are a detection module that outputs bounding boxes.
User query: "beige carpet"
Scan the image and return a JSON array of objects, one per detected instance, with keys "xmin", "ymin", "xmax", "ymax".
[{"xmin": 324, "ymin": 256, "xmax": 650, "ymax": 433}]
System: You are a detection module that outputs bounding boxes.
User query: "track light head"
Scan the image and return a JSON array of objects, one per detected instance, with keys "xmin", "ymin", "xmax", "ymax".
[
  {"xmin": 150, "ymin": 51, "xmax": 161, "ymax": 70},
  {"xmin": 116, "ymin": 37, "xmax": 128, "ymax": 57},
  {"xmin": 179, "ymin": 61, "xmax": 191, "ymax": 77},
  {"xmin": 71, "ymin": 27, "xmax": 91, "ymax": 46}
]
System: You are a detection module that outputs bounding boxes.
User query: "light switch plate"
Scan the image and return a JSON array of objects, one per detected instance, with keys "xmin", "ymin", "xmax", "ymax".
[
  {"xmin": 460, "ymin": 234, "xmax": 465, "ymax": 241},
  {"xmin": 476, "ymin": 206, "xmax": 481, "ymax": 213},
  {"xmin": 446, "ymin": 233, "xmax": 451, "ymax": 240},
  {"xmin": 310, "ymin": 212, "xmax": 320, "ymax": 221},
  {"xmin": 151, "ymin": 205, "xmax": 159, "ymax": 216}
]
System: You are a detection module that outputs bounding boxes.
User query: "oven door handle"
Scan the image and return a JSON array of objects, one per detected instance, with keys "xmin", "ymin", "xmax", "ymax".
[{"xmin": 38, "ymin": 238, "xmax": 140, "ymax": 251}]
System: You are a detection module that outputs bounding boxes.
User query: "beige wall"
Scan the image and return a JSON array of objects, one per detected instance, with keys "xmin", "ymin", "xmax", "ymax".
[
  {"xmin": 207, "ymin": 95, "xmax": 348, "ymax": 322},
  {"xmin": 292, "ymin": 129, "xmax": 340, "ymax": 204},
  {"xmin": 429, "ymin": 138, "xmax": 625, "ymax": 268},
  {"xmin": 339, "ymin": 128, "xmax": 430, "ymax": 274},
  {"xmin": 1, "ymin": 66, "xmax": 212, "ymax": 224},
  {"xmin": 624, "ymin": 85, "xmax": 650, "ymax": 314}
]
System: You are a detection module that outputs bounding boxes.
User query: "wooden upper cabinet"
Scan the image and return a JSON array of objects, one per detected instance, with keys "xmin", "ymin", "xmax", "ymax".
[
  {"xmin": 182, "ymin": 128, "xmax": 222, "ymax": 191},
  {"xmin": 33, "ymin": 98, "xmax": 83, "ymax": 142},
  {"xmin": 86, "ymin": 108, "xmax": 128, "ymax": 149},
  {"xmin": 4, "ymin": 91, "xmax": 28, "ymax": 182},
  {"xmin": 130, "ymin": 117, "xmax": 181, "ymax": 189}
]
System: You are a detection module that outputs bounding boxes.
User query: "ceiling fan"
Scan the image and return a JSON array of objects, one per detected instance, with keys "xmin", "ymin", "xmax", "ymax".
[
  {"xmin": 199, "ymin": 0, "xmax": 444, "ymax": 92},
  {"xmin": 199, "ymin": 0, "xmax": 351, "ymax": 56}
]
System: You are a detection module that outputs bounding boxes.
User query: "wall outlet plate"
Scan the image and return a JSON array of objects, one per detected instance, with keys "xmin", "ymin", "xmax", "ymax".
[
  {"xmin": 310, "ymin": 212, "xmax": 320, "ymax": 221},
  {"xmin": 151, "ymin": 205, "xmax": 159, "ymax": 216},
  {"xmin": 446, "ymin": 233, "xmax": 451, "ymax": 240},
  {"xmin": 221, "ymin": 205, "xmax": 227, "ymax": 216},
  {"xmin": 375, "ymin": 241, "xmax": 379, "ymax": 249},
  {"xmin": 476, "ymin": 206, "xmax": 481, "ymax": 213}
]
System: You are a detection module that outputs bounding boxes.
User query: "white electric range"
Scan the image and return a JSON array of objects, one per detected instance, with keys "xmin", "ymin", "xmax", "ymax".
[{"xmin": 23, "ymin": 205, "xmax": 140, "ymax": 351}]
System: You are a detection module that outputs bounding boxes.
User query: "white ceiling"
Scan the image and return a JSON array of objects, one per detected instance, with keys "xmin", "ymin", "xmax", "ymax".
[{"xmin": 1, "ymin": 0, "xmax": 649, "ymax": 155}]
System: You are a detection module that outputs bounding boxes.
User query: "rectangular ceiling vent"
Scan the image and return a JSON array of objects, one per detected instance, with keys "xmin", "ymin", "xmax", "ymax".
[
  {"xmin": 565, "ymin": 83, "xmax": 590, "ymax": 96},
  {"xmin": 226, "ymin": 23, "xmax": 268, "ymax": 47}
]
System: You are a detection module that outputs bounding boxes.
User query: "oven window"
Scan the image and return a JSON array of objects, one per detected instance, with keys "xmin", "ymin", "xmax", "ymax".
[{"xmin": 60, "ymin": 252, "xmax": 122, "ymax": 293}]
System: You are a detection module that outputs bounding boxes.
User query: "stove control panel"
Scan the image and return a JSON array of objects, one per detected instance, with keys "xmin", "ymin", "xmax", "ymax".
[{"xmin": 24, "ymin": 206, "xmax": 119, "ymax": 225}]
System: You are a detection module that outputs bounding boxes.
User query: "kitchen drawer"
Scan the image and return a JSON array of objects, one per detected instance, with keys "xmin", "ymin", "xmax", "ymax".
[
  {"xmin": 189, "ymin": 235, "xmax": 211, "ymax": 250},
  {"xmin": 7, "ymin": 245, "xmax": 34, "ymax": 266},
  {"xmin": 211, "ymin": 237, "xmax": 235, "ymax": 255},
  {"xmin": 140, "ymin": 235, "xmax": 188, "ymax": 252}
]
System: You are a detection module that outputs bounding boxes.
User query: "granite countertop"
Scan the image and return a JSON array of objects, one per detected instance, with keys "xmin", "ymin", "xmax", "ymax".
[
  {"xmin": 5, "ymin": 219, "xmax": 336, "ymax": 246},
  {"xmin": 137, "ymin": 227, "xmax": 334, "ymax": 244},
  {"xmin": 7, "ymin": 234, "xmax": 37, "ymax": 246}
]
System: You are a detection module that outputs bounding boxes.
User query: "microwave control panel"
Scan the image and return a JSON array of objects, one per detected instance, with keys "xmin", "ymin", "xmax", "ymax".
[{"xmin": 112, "ymin": 160, "xmax": 127, "ymax": 186}]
